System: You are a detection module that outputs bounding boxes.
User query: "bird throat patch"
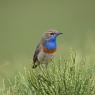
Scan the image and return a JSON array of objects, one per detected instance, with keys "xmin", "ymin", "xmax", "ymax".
[{"xmin": 43, "ymin": 47, "xmax": 56, "ymax": 54}]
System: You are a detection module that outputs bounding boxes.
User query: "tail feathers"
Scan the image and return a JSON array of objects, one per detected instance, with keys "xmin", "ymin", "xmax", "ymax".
[{"xmin": 32, "ymin": 64, "xmax": 38, "ymax": 69}]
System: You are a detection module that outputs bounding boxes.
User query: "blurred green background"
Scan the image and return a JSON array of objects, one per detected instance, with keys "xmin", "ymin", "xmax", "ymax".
[{"xmin": 0, "ymin": 0, "xmax": 95, "ymax": 87}]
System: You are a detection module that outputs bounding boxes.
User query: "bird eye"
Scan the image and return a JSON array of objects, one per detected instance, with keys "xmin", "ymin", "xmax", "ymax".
[{"xmin": 50, "ymin": 33, "xmax": 54, "ymax": 35}]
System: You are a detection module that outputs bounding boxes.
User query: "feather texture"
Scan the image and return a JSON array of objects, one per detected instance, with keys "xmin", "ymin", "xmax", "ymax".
[{"xmin": 32, "ymin": 29, "xmax": 62, "ymax": 68}]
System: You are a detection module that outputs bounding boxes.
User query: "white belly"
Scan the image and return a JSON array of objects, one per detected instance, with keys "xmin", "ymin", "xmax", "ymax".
[{"xmin": 38, "ymin": 51, "xmax": 54, "ymax": 64}]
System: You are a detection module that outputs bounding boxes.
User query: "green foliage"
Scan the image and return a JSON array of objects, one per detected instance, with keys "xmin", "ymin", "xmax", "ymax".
[{"xmin": 0, "ymin": 52, "xmax": 95, "ymax": 95}]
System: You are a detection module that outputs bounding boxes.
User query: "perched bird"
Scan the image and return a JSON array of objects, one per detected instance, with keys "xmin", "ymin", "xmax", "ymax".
[{"xmin": 32, "ymin": 29, "xmax": 62, "ymax": 68}]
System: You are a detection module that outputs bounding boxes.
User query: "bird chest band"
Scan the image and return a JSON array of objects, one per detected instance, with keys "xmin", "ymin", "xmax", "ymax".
[{"xmin": 43, "ymin": 47, "xmax": 56, "ymax": 54}]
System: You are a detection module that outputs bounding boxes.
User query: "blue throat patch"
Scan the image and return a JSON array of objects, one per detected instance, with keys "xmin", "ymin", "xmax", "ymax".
[{"xmin": 44, "ymin": 36, "xmax": 57, "ymax": 50}]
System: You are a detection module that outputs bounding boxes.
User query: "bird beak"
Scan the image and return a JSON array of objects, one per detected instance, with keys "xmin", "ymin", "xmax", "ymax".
[{"xmin": 56, "ymin": 32, "xmax": 63, "ymax": 36}]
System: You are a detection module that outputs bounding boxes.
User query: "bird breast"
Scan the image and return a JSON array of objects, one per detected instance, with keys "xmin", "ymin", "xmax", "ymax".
[
  {"xmin": 38, "ymin": 50, "xmax": 54, "ymax": 64},
  {"xmin": 43, "ymin": 47, "xmax": 56, "ymax": 54}
]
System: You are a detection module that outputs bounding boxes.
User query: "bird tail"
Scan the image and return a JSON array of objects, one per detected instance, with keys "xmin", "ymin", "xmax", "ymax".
[{"xmin": 32, "ymin": 64, "xmax": 37, "ymax": 69}]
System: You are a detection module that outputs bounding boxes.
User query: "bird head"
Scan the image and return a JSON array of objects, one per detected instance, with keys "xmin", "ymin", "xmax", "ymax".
[
  {"xmin": 43, "ymin": 29, "xmax": 63, "ymax": 40},
  {"xmin": 42, "ymin": 29, "xmax": 62, "ymax": 50}
]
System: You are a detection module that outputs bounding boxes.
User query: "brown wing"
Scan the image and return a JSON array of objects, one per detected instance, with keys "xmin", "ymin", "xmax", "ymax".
[
  {"xmin": 33, "ymin": 36, "xmax": 46, "ymax": 63},
  {"xmin": 33, "ymin": 44, "xmax": 40, "ymax": 63},
  {"xmin": 32, "ymin": 44, "xmax": 41, "ymax": 68},
  {"xmin": 32, "ymin": 36, "xmax": 45, "ymax": 68}
]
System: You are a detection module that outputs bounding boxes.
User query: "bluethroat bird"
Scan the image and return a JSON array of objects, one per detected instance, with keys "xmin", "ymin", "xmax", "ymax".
[{"xmin": 32, "ymin": 29, "xmax": 62, "ymax": 68}]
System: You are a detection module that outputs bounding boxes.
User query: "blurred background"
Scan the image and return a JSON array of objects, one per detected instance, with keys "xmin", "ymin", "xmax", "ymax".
[{"xmin": 0, "ymin": 0, "xmax": 95, "ymax": 87}]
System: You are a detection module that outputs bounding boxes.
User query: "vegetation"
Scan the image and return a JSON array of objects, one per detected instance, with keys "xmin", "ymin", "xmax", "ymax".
[{"xmin": 0, "ymin": 52, "xmax": 95, "ymax": 95}]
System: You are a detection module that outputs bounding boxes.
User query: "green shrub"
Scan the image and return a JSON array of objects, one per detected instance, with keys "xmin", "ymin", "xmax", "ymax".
[{"xmin": 0, "ymin": 52, "xmax": 95, "ymax": 95}]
